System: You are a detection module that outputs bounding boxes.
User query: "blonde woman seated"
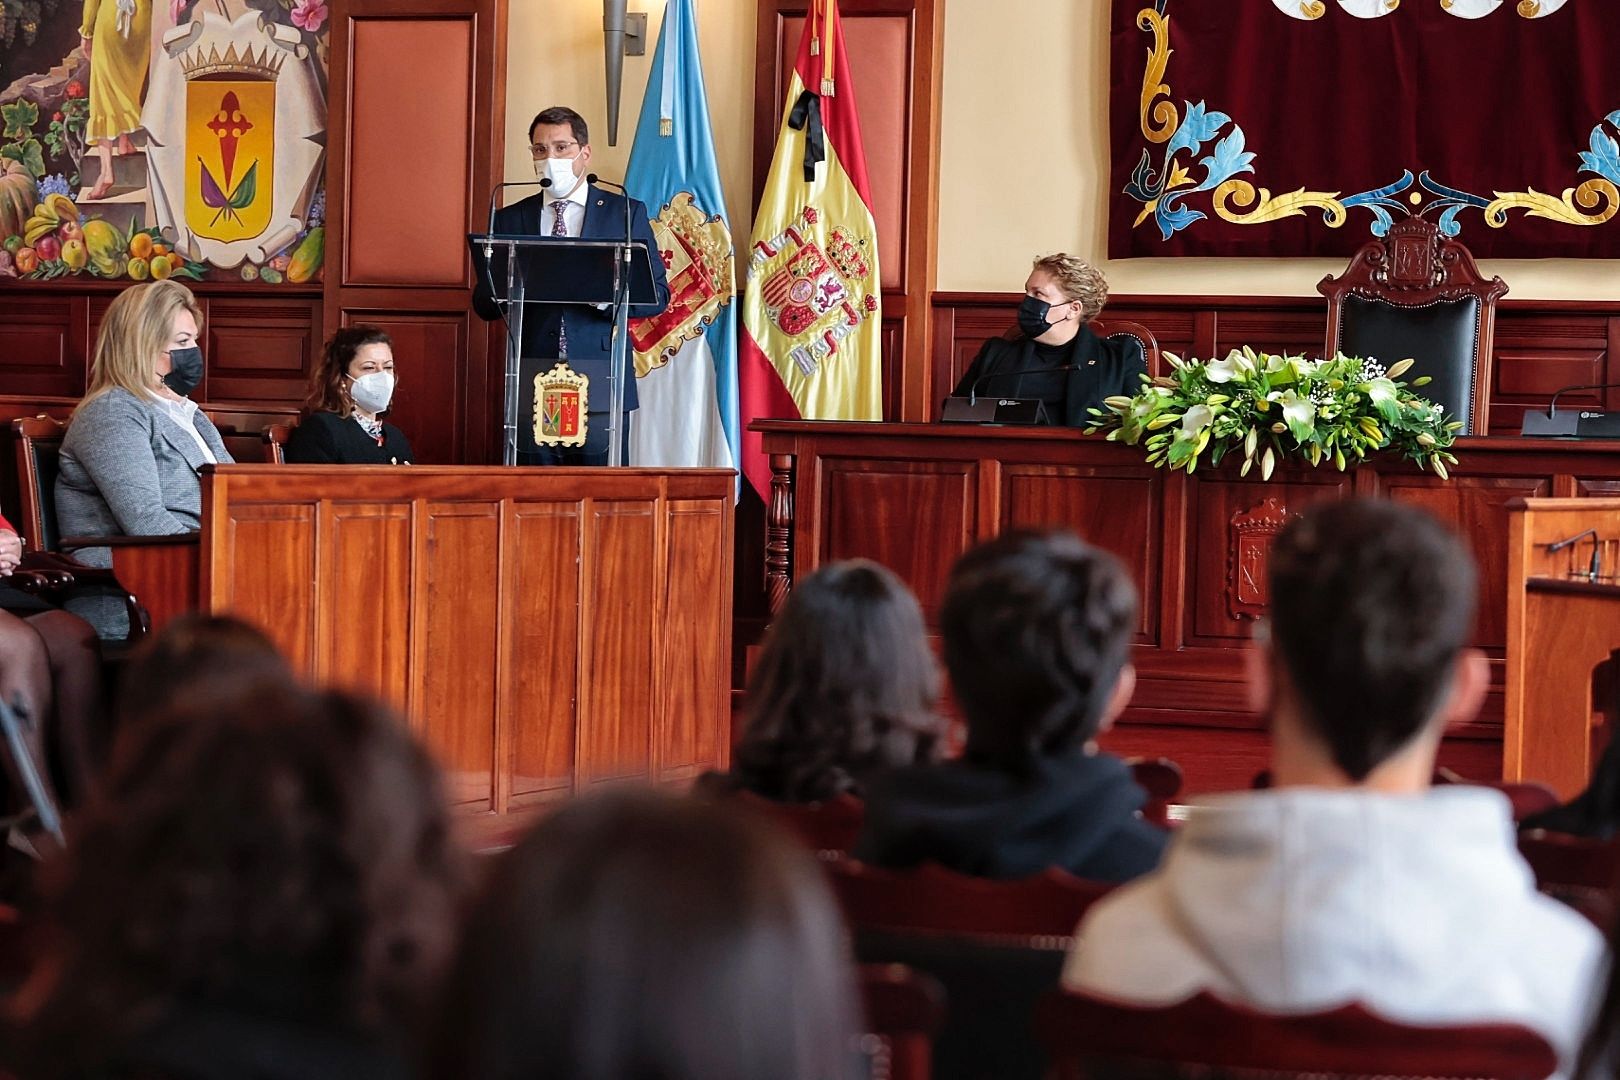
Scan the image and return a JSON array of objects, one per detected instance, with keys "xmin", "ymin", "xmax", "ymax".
[
  {"xmin": 284, "ymin": 327, "xmax": 414, "ymax": 465},
  {"xmin": 56, "ymin": 280, "xmax": 232, "ymax": 639}
]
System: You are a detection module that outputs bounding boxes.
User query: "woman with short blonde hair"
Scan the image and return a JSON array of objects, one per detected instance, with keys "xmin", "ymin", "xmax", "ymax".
[{"xmin": 56, "ymin": 280, "xmax": 233, "ymax": 639}]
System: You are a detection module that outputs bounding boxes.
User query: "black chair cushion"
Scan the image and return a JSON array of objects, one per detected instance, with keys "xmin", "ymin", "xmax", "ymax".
[
  {"xmin": 1104, "ymin": 332, "xmax": 1147, "ymax": 373},
  {"xmin": 1338, "ymin": 295, "xmax": 1480, "ymax": 434}
]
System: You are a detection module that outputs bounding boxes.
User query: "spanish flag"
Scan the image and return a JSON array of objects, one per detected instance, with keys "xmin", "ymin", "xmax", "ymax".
[{"xmin": 738, "ymin": 0, "xmax": 882, "ymax": 497}]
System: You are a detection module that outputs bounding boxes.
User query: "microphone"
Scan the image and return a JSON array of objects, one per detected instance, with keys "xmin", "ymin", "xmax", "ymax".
[
  {"xmin": 1546, "ymin": 528, "xmax": 1603, "ymax": 582},
  {"xmin": 968, "ymin": 364, "xmax": 1076, "ymax": 406},
  {"xmin": 1546, "ymin": 528, "xmax": 1596, "ymax": 553},
  {"xmin": 585, "ymin": 173, "xmax": 639, "ymax": 467},
  {"xmin": 485, "ymin": 180, "xmax": 549, "ymax": 236},
  {"xmin": 1547, "ymin": 382, "xmax": 1620, "ymax": 417}
]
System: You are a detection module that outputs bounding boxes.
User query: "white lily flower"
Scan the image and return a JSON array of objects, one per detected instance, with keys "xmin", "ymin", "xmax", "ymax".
[
  {"xmin": 1277, "ymin": 389, "xmax": 1316, "ymax": 440},
  {"xmin": 1180, "ymin": 404, "xmax": 1215, "ymax": 435},
  {"xmin": 1204, "ymin": 354, "xmax": 1245, "ymax": 384}
]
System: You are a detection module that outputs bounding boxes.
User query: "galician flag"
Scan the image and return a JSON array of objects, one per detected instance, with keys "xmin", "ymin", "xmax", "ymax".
[
  {"xmin": 625, "ymin": 0, "xmax": 738, "ymax": 472},
  {"xmin": 738, "ymin": 0, "xmax": 881, "ymax": 497}
]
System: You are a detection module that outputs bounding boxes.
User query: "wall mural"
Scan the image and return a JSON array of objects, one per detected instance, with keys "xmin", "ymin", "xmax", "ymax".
[{"xmin": 0, "ymin": 0, "xmax": 326, "ymax": 283}]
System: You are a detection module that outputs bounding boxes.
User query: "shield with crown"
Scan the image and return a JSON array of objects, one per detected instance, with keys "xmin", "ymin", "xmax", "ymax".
[{"xmin": 183, "ymin": 43, "xmax": 282, "ymax": 244}]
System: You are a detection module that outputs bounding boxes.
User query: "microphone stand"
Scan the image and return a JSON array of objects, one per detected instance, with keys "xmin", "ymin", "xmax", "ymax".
[{"xmin": 587, "ymin": 172, "xmax": 635, "ymax": 467}]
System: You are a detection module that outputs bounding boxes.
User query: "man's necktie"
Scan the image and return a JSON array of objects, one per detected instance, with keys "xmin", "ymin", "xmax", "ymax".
[{"xmin": 551, "ymin": 200, "xmax": 569, "ymax": 358}]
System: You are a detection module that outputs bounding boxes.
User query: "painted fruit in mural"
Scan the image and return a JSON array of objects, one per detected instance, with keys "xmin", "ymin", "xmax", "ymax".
[
  {"xmin": 61, "ymin": 239, "xmax": 87, "ymax": 270},
  {"xmin": 285, "ymin": 226, "xmax": 323, "ymax": 284},
  {"xmin": 150, "ymin": 255, "xmax": 172, "ymax": 280},
  {"xmin": 82, "ymin": 220, "xmax": 126, "ymax": 277},
  {"xmin": 0, "ymin": 160, "xmax": 38, "ymax": 245},
  {"xmin": 14, "ymin": 248, "xmax": 38, "ymax": 273},
  {"xmin": 34, "ymin": 235, "xmax": 60, "ymax": 262}
]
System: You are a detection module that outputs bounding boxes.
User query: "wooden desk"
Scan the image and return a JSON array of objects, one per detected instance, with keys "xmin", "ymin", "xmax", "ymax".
[
  {"xmin": 755, "ymin": 421, "xmax": 1620, "ymax": 792},
  {"xmin": 199, "ymin": 465, "xmax": 735, "ymax": 814}
]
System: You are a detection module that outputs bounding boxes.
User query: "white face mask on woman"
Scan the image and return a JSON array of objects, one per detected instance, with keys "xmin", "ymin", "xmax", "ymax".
[{"xmin": 349, "ymin": 370, "xmax": 395, "ymax": 414}]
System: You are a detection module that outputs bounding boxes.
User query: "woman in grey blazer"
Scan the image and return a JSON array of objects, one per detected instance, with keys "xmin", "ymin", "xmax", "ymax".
[{"xmin": 56, "ymin": 280, "xmax": 233, "ymax": 639}]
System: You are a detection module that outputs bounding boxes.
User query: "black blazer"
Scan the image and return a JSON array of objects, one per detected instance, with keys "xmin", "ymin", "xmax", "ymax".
[
  {"xmin": 952, "ymin": 323, "xmax": 1146, "ymax": 427},
  {"xmin": 284, "ymin": 411, "xmax": 414, "ymax": 465},
  {"xmin": 471, "ymin": 184, "xmax": 671, "ymax": 413}
]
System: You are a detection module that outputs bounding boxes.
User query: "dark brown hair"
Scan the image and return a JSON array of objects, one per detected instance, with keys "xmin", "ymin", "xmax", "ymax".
[
  {"xmin": 941, "ymin": 531, "xmax": 1137, "ymax": 773},
  {"xmin": 115, "ymin": 613, "xmax": 294, "ymax": 729},
  {"xmin": 18, "ymin": 678, "xmax": 465, "ymax": 1074},
  {"xmin": 303, "ymin": 325, "xmax": 392, "ymax": 418},
  {"xmin": 433, "ymin": 787, "xmax": 860, "ymax": 1080},
  {"xmin": 528, "ymin": 105, "xmax": 589, "ymax": 147},
  {"xmin": 722, "ymin": 560, "xmax": 943, "ymax": 802},
  {"xmin": 1267, "ymin": 498, "xmax": 1477, "ymax": 781}
]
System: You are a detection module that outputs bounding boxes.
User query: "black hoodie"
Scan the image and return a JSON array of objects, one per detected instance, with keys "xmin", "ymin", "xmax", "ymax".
[{"xmin": 852, "ymin": 749, "xmax": 1167, "ymax": 882}]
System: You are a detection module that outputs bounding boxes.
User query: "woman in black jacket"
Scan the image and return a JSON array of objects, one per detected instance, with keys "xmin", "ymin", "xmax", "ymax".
[{"xmin": 285, "ymin": 327, "xmax": 414, "ymax": 465}]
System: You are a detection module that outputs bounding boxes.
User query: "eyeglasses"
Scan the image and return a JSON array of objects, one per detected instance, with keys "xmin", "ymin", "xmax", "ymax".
[{"xmin": 529, "ymin": 140, "xmax": 580, "ymax": 160}]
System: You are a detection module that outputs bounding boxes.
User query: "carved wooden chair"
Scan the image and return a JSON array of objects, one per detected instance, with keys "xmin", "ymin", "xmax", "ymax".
[
  {"xmin": 830, "ymin": 859, "xmax": 1115, "ymax": 1080},
  {"xmin": 263, "ymin": 422, "xmax": 296, "ymax": 464},
  {"xmin": 1318, "ymin": 217, "xmax": 1507, "ymax": 435},
  {"xmin": 1037, "ymin": 990, "xmax": 1558, "ymax": 1080},
  {"xmin": 1089, "ymin": 317, "xmax": 1163, "ymax": 379},
  {"xmin": 858, "ymin": 963, "xmax": 945, "ymax": 1080}
]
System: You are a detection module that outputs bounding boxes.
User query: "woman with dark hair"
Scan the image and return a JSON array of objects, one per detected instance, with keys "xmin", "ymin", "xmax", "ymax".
[
  {"xmin": 113, "ymin": 612, "xmax": 294, "ymax": 731},
  {"xmin": 285, "ymin": 326, "xmax": 414, "ymax": 464},
  {"xmin": 701, "ymin": 559, "xmax": 943, "ymax": 804},
  {"xmin": 433, "ymin": 788, "xmax": 861, "ymax": 1080},
  {"xmin": 9, "ymin": 678, "xmax": 465, "ymax": 1080}
]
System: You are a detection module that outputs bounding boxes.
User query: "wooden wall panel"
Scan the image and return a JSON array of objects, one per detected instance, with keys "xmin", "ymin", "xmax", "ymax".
[
  {"xmin": 821, "ymin": 458, "xmax": 976, "ymax": 616},
  {"xmin": 661, "ymin": 500, "xmax": 733, "ymax": 781},
  {"xmin": 581, "ymin": 502, "xmax": 659, "ymax": 784},
  {"xmin": 417, "ymin": 502, "xmax": 502, "ymax": 809},
  {"xmin": 1000, "ymin": 464, "xmax": 1163, "ymax": 643},
  {"xmin": 204, "ymin": 297, "xmax": 321, "ymax": 403},
  {"xmin": 505, "ymin": 505, "xmax": 582, "ymax": 805},
  {"xmin": 322, "ymin": 503, "xmax": 412, "ymax": 700},
  {"xmin": 0, "ymin": 295, "xmax": 80, "ymax": 399},
  {"xmin": 209, "ymin": 502, "xmax": 318, "ymax": 671},
  {"xmin": 343, "ymin": 19, "xmax": 475, "ymax": 288}
]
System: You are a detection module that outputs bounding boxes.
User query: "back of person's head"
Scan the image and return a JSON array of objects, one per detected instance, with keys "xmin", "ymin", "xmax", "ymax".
[
  {"xmin": 19, "ymin": 677, "xmax": 463, "ymax": 1071},
  {"xmin": 84, "ymin": 279, "xmax": 204, "ymax": 403},
  {"xmin": 728, "ymin": 559, "xmax": 942, "ymax": 802},
  {"xmin": 435, "ymin": 787, "xmax": 859, "ymax": 1080},
  {"xmin": 1265, "ymin": 498, "xmax": 1479, "ymax": 781},
  {"xmin": 940, "ymin": 531, "xmax": 1138, "ymax": 773},
  {"xmin": 115, "ymin": 613, "xmax": 294, "ymax": 729}
]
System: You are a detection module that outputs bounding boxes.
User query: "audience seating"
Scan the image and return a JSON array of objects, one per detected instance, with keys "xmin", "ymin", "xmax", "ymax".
[
  {"xmin": 1037, "ymin": 990, "xmax": 1559, "ymax": 1080},
  {"xmin": 1518, "ymin": 829, "xmax": 1620, "ymax": 928},
  {"xmin": 831, "ymin": 858, "xmax": 1113, "ymax": 1080},
  {"xmin": 734, "ymin": 789, "xmax": 865, "ymax": 857},
  {"xmin": 858, "ymin": 964, "xmax": 945, "ymax": 1080},
  {"xmin": 1126, "ymin": 756, "xmax": 1182, "ymax": 828}
]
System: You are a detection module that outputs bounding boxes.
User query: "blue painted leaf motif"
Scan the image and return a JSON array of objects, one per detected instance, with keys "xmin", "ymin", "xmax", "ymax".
[
  {"xmin": 1417, "ymin": 170, "xmax": 1488, "ymax": 208},
  {"xmin": 1126, "ymin": 148, "xmax": 1167, "ymax": 203},
  {"xmin": 1607, "ymin": 110, "xmax": 1620, "ymax": 130},
  {"xmin": 1195, "ymin": 127, "xmax": 1256, "ymax": 191},
  {"xmin": 1166, "ymin": 100, "xmax": 1230, "ymax": 160},
  {"xmin": 198, "ymin": 158, "xmax": 228, "ymax": 209},
  {"xmin": 1578, "ymin": 128, "xmax": 1620, "ymax": 185}
]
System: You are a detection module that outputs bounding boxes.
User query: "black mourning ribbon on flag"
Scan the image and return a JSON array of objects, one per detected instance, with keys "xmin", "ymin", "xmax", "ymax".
[{"xmin": 787, "ymin": 89, "xmax": 825, "ymax": 182}]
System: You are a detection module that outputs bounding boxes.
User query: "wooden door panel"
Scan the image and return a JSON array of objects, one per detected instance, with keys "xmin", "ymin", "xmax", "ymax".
[
  {"xmin": 215, "ymin": 502, "xmax": 318, "ymax": 670},
  {"xmin": 581, "ymin": 502, "xmax": 659, "ymax": 783},
  {"xmin": 321, "ymin": 503, "xmax": 412, "ymax": 702},
  {"xmin": 506, "ymin": 504, "xmax": 583, "ymax": 805},
  {"xmin": 661, "ymin": 499, "xmax": 733, "ymax": 780}
]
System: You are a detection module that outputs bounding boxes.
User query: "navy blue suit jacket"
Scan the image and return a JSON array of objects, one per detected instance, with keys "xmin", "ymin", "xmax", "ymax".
[{"xmin": 472, "ymin": 184, "xmax": 670, "ymax": 412}]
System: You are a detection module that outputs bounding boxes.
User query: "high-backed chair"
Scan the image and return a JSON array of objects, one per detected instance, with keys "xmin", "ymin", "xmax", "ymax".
[
  {"xmin": 1318, "ymin": 217, "xmax": 1507, "ymax": 435},
  {"xmin": 830, "ymin": 859, "xmax": 1114, "ymax": 1080},
  {"xmin": 1038, "ymin": 990, "xmax": 1559, "ymax": 1080},
  {"xmin": 1089, "ymin": 317, "xmax": 1163, "ymax": 379}
]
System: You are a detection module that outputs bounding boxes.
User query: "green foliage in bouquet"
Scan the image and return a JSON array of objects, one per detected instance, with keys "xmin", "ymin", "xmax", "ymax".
[{"xmin": 1085, "ymin": 347, "xmax": 1463, "ymax": 480}]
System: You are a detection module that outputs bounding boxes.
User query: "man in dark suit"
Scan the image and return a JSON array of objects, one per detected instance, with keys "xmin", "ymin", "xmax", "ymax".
[
  {"xmin": 473, "ymin": 106, "xmax": 671, "ymax": 465},
  {"xmin": 952, "ymin": 254, "xmax": 1145, "ymax": 427}
]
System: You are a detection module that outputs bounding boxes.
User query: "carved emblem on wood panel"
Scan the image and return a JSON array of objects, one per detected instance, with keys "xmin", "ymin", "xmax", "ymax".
[{"xmin": 1228, "ymin": 497, "xmax": 1296, "ymax": 621}]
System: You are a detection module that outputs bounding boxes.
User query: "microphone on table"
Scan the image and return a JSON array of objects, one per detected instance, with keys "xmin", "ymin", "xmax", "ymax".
[
  {"xmin": 1546, "ymin": 528, "xmax": 1603, "ymax": 581},
  {"xmin": 1521, "ymin": 381, "xmax": 1620, "ymax": 438},
  {"xmin": 968, "ymin": 364, "xmax": 1076, "ymax": 406}
]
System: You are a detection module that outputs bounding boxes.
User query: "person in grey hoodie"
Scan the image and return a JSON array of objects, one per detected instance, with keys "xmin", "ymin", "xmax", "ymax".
[
  {"xmin": 1065, "ymin": 499, "xmax": 1603, "ymax": 1071},
  {"xmin": 853, "ymin": 530, "xmax": 1166, "ymax": 882}
]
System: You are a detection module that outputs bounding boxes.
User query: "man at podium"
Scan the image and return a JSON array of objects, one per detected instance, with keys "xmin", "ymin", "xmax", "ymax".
[{"xmin": 473, "ymin": 106, "xmax": 670, "ymax": 465}]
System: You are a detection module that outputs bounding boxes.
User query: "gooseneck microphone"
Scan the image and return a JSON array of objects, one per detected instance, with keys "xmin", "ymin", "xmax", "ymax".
[
  {"xmin": 1546, "ymin": 528, "xmax": 1603, "ymax": 582},
  {"xmin": 485, "ymin": 179, "xmax": 550, "ymax": 237},
  {"xmin": 968, "ymin": 364, "xmax": 1075, "ymax": 405}
]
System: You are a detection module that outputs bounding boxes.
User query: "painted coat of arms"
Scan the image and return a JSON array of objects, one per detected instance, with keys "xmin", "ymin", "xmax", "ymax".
[{"xmin": 533, "ymin": 362, "xmax": 588, "ymax": 447}]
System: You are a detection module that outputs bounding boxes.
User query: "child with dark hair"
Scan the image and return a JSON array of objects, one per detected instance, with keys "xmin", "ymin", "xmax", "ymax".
[
  {"xmin": 432, "ymin": 787, "xmax": 861, "ymax": 1080},
  {"xmin": 1067, "ymin": 499, "xmax": 1602, "ymax": 1072},
  {"xmin": 700, "ymin": 559, "xmax": 944, "ymax": 803},
  {"xmin": 9, "ymin": 677, "xmax": 465, "ymax": 1080},
  {"xmin": 853, "ymin": 530, "xmax": 1166, "ymax": 881}
]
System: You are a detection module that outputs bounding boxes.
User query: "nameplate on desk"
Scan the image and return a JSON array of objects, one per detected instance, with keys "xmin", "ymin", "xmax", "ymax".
[
  {"xmin": 1521, "ymin": 409, "xmax": 1620, "ymax": 439},
  {"xmin": 939, "ymin": 396, "xmax": 1051, "ymax": 426}
]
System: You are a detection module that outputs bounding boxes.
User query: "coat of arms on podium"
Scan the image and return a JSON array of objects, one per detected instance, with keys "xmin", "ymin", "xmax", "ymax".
[{"xmin": 534, "ymin": 363, "xmax": 589, "ymax": 447}]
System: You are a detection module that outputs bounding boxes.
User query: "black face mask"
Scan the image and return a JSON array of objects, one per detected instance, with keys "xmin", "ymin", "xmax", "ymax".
[
  {"xmin": 1017, "ymin": 295, "xmax": 1071, "ymax": 338},
  {"xmin": 162, "ymin": 346, "xmax": 204, "ymax": 396}
]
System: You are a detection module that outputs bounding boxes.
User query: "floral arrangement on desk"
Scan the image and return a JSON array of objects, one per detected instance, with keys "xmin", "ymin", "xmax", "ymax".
[{"xmin": 1085, "ymin": 348, "xmax": 1462, "ymax": 480}]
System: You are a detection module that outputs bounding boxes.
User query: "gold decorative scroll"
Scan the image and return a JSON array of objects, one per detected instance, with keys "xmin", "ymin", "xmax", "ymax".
[
  {"xmin": 1214, "ymin": 179, "xmax": 1349, "ymax": 228},
  {"xmin": 1137, "ymin": 7, "xmax": 1178, "ymax": 143},
  {"xmin": 1485, "ymin": 179, "xmax": 1620, "ymax": 228}
]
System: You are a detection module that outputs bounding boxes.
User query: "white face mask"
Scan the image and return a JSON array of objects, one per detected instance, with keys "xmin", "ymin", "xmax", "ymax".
[
  {"xmin": 538, "ymin": 155, "xmax": 581, "ymax": 196},
  {"xmin": 349, "ymin": 370, "xmax": 395, "ymax": 415}
]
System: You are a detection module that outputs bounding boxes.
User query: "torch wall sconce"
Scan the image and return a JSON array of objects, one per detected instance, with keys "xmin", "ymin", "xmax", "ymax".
[{"xmin": 603, "ymin": 0, "xmax": 647, "ymax": 146}]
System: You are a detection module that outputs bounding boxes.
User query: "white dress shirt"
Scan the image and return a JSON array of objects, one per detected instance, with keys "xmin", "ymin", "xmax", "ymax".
[
  {"xmin": 541, "ymin": 175, "xmax": 590, "ymax": 237},
  {"xmin": 155, "ymin": 395, "xmax": 217, "ymax": 464}
]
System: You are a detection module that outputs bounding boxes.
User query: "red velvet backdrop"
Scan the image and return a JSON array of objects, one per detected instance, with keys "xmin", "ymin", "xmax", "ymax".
[{"xmin": 1109, "ymin": 0, "xmax": 1620, "ymax": 259}]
